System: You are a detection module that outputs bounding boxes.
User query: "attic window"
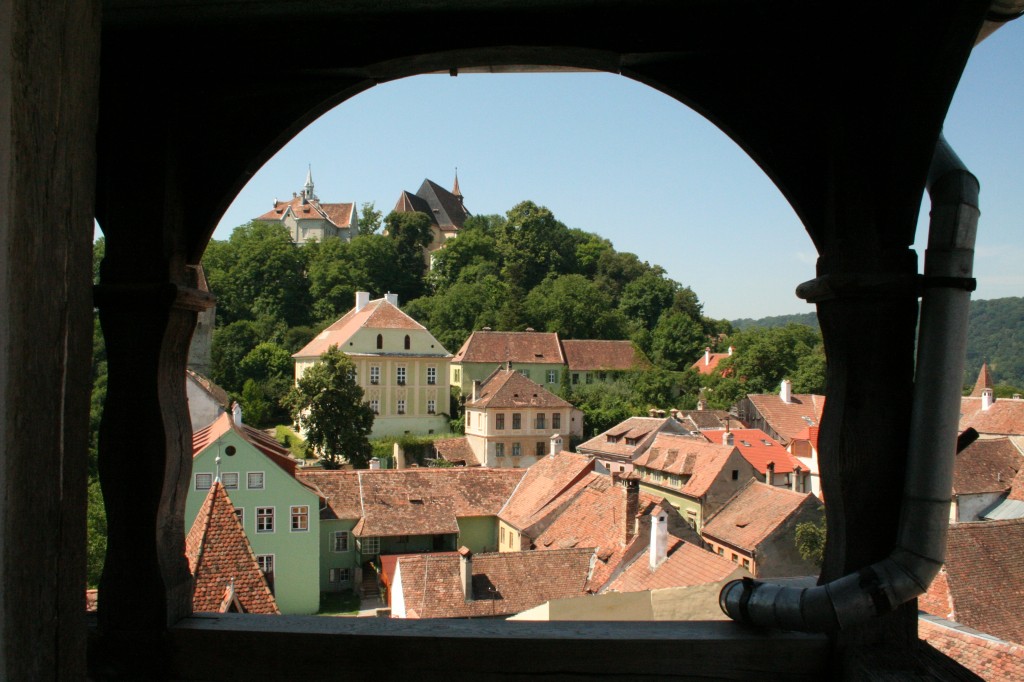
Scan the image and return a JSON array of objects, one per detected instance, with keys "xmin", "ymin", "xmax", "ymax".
[
  {"xmin": 740, "ymin": 440, "xmax": 752, "ymax": 447},
  {"xmin": 761, "ymin": 440, "xmax": 772, "ymax": 446},
  {"xmin": 408, "ymin": 497, "xmax": 423, "ymax": 504},
  {"xmin": 735, "ymin": 522, "xmax": 749, "ymax": 528}
]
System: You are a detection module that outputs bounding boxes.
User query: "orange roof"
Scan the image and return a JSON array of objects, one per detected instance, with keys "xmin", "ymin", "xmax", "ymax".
[
  {"xmin": 701, "ymin": 480, "xmax": 821, "ymax": 552},
  {"xmin": 295, "ymin": 470, "xmax": 363, "ymax": 519},
  {"xmin": 467, "ymin": 369, "xmax": 571, "ymax": 410},
  {"xmin": 452, "ymin": 330, "xmax": 564, "ymax": 365},
  {"xmin": 561, "ymin": 340, "xmax": 648, "ymax": 371},
  {"xmin": 294, "ymin": 298, "xmax": 431, "ymax": 359},
  {"xmin": 745, "ymin": 393, "xmax": 826, "ymax": 444},
  {"xmin": 256, "ymin": 195, "xmax": 354, "ymax": 228},
  {"xmin": 959, "ymin": 396, "xmax": 1024, "ymax": 436},
  {"xmin": 604, "ymin": 536, "xmax": 744, "ymax": 593},
  {"xmin": 577, "ymin": 417, "xmax": 689, "ymax": 460},
  {"xmin": 690, "ymin": 348, "xmax": 732, "ymax": 376},
  {"xmin": 498, "ymin": 452, "xmax": 595, "ymax": 532},
  {"xmin": 953, "ymin": 437, "xmax": 1023, "ymax": 495},
  {"xmin": 919, "ymin": 617, "xmax": 1024, "ymax": 681},
  {"xmin": 185, "ymin": 482, "xmax": 279, "ymax": 615},
  {"xmin": 432, "ymin": 437, "xmax": 480, "ymax": 466},
  {"xmin": 192, "ymin": 412, "xmax": 298, "ymax": 479},
  {"xmin": 970, "ymin": 363, "xmax": 995, "ymax": 398},
  {"xmin": 790, "ymin": 426, "xmax": 820, "ymax": 451},
  {"xmin": 704, "ymin": 429, "xmax": 804, "ymax": 475},
  {"xmin": 395, "ymin": 548, "xmax": 593, "ymax": 618},
  {"xmin": 634, "ymin": 433, "xmax": 738, "ymax": 498}
]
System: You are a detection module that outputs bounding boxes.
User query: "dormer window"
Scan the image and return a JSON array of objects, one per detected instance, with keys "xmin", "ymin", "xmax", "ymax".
[{"xmin": 607, "ymin": 435, "xmax": 619, "ymax": 444}]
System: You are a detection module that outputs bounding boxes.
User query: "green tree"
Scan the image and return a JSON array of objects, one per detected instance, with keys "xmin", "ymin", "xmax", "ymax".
[
  {"xmin": 284, "ymin": 347, "xmax": 374, "ymax": 469},
  {"xmin": 619, "ymin": 269, "xmax": 677, "ymax": 331},
  {"xmin": 496, "ymin": 201, "xmax": 575, "ymax": 291},
  {"xmin": 383, "ymin": 210, "xmax": 434, "ymax": 301},
  {"xmin": 86, "ymin": 480, "xmax": 107, "ymax": 588},
  {"xmin": 525, "ymin": 274, "xmax": 628, "ymax": 339},
  {"xmin": 650, "ymin": 311, "xmax": 706, "ymax": 371},
  {"xmin": 358, "ymin": 201, "xmax": 383, "ymax": 235},
  {"xmin": 795, "ymin": 509, "xmax": 827, "ymax": 567},
  {"xmin": 237, "ymin": 342, "xmax": 294, "ymax": 426},
  {"xmin": 211, "ymin": 320, "xmax": 260, "ymax": 393}
]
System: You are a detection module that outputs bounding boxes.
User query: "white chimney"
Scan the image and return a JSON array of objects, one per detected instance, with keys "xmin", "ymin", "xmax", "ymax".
[
  {"xmin": 649, "ymin": 511, "xmax": 668, "ymax": 570},
  {"xmin": 766, "ymin": 461, "xmax": 775, "ymax": 485},
  {"xmin": 648, "ymin": 408, "xmax": 659, "ymax": 418},
  {"xmin": 697, "ymin": 399, "xmax": 707, "ymax": 411},
  {"xmin": 458, "ymin": 547, "xmax": 473, "ymax": 601},
  {"xmin": 355, "ymin": 291, "xmax": 370, "ymax": 311},
  {"xmin": 704, "ymin": 347, "xmax": 712, "ymax": 366},
  {"xmin": 780, "ymin": 379, "xmax": 793, "ymax": 404},
  {"xmin": 369, "ymin": 457, "xmax": 381, "ymax": 470},
  {"xmin": 472, "ymin": 380, "xmax": 481, "ymax": 402},
  {"xmin": 792, "ymin": 465, "xmax": 802, "ymax": 492},
  {"xmin": 232, "ymin": 402, "xmax": 243, "ymax": 425},
  {"xmin": 549, "ymin": 433, "xmax": 564, "ymax": 456},
  {"xmin": 722, "ymin": 431, "xmax": 734, "ymax": 446},
  {"xmin": 384, "ymin": 292, "xmax": 399, "ymax": 307},
  {"xmin": 982, "ymin": 388, "xmax": 995, "ymax": 411},
  {"xmin": 728, "ymin": 346, "xmax": 734, "ymax": 356}
]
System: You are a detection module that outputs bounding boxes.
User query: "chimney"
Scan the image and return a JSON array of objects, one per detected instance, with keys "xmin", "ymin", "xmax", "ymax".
[
  {"xmin": 549, "ymin": 433, "xmax": 563, "ymax": 456},
  {"xmin": 722, "ymin": 431, "xmax": 734, "ymax": 446},
  {"xmin": 369, "ymin": 457, "xmax": 381, "ymax": 470},
  {"xmin": 780, "ymin": 379, "xmax": 793, "ymax": 404},
  {"xmin": 704, "ymin": 347, "xmax": 712, "ymax": 366},
  {"xmin": 766, "ymin": 461, "xmax": 775, "ymax": 485},
  {"xmin": 728, "ymin": 346, "xmax": 734, "ymax": 356},
  {"xmin": 982, "ymin": 387, "xmax": 995, "ymax": 411},
  {"xmin": 792, "ymin": 465, "xmax": 802, "ymax": 492},
  {"xmin": 670, "ymin": 408, "xmax": 679, "ymax": 420},
  {"xmin": 355, "ymin": 291, "xmax": 370, "ymax": 311},
  {"xmin": 648, "ymin": 408, "xmax": 659, "ymax": 418},
  {"xmin": 697, "ymin": 399, "xmax": 707, "ymax": 411},
  {"xmin": 472, "ymin": 380, "xmax": 481, "ymax": 402},
  {"xmin": 649, "ymin": 511, "xmax": 668, "ymax": 570},
  {"xmin": 624, "ymin": 478, "xmax": 640, "ymax": 544},
  {"xmin": 231, "ymin": 401, "xmax": 243, "ymax": 425},
  {"xmin": 384, "ymin": 292, "xmax": 399, "ymax": 307},
  {"xmin": 1014, "ymin": 394, "xmax": 1022, "ymax": 400},
  {"xmin": 458, "ymin": 547, "xmax": 473, "ymax": 601}
]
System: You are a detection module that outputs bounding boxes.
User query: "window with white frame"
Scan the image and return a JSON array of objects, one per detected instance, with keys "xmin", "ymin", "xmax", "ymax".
[
  {"xmin": 397, "ymin": 399, "xmax": 406, "ymax": 415},
  {"xmin": 195, "ymin": 473, "xmax": 212, "ymax": 490},
  {"xmin": 221, "ymin": 472, "xmax": 239, "ymax": 490},
  {"xmin": 291, "ymin": 505, "xmax": 309, "ymax": 532},
  {"xmin": 234, "ymin": 508, "xmax": 244, "ymax": 525},
  {"xmin": 495, "ymin": 443, "xmax": 505, "ymax": 457},
  {"xmin": 426, "ymin": 366, "xmax": 436, "ymax": 385},
  {"xmin": 329, "ymin": 567, "xmax": 352, "ymax": 584},
  {"xmin": 332, "ymin": 530, "xmax": 350, "ymax": 552},
  {"xmin": 247, "ymin": 471, "xmax": 265, "ymax": 490},
  {"xmin": 519, "ymin": 369, "xmax": 529, "ymax": 379},
  {"xmin": 396, "ymin": 366, "xmax": 406, "ymax": 385},
  {"xmin": 256, "ymin": 507, "xmax": 274, "ymax": 533},
  {"xmin": 547, "ymin": 370, "xmax": 557, "ymax": 383},
  {"xmin": 552, "ymin": 412, "xmax": 561, "ymax": 429},
  {"xmin": 512, "ymin": 442, "xmax": 521, "ymax": 457},
  {"xmin": 512, "ymin": 413, "xmax": 521, "ymax": 429},
  {"xmin": 360, "ymin": 536, "xmax": 380, "ymax": 555},
  {"xmin": 257, "ymin": 554, "xmax": 275, "ymax": 593},
  {"xmin": 370, "ymin": 366, "xmax": 380, "ymax": 384},
  {"xmin": 369, "ymin": 399, "xmax": 379, "ymax": 414},
  {"xmin": 427, "ymin": 399, "xmax": 435, "ymax": 414}
]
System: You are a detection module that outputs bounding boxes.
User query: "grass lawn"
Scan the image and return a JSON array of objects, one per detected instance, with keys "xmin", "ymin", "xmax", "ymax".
[
  {"xmin": 318, "ymin": 590, "xmax": 361, "ymax": 616},
  {"xmin": 274, "ymin": 425, "xmax": 311, "ymax": 459}
]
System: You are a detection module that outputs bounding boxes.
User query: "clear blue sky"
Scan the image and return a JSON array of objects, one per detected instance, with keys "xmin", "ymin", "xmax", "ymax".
[{"xmin": 214, "ymin": 27, "xmax": 1022, "ymax": 321}]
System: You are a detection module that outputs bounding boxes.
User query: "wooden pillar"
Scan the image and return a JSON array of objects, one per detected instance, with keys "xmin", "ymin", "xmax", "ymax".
[{"xmin": 0, "ymin": 0, "xmax": 99, "ymax": 677}]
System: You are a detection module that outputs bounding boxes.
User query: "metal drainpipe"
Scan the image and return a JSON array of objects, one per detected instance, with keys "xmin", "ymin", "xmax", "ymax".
[{"xmin": 719, "ymin": 133, "xmax": 979, "ymax": 632}]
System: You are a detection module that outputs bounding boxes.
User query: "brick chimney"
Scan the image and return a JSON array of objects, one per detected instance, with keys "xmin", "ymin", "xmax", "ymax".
[
  {"xmin": 458, "ymin": 546, "xmax": 473, "ymax": 601},
  {"xmin": 624, "ymin": 478, "xmax": 640, "ymax": 544},
  {"xmin": 982, "ymin": 387, "xmax": 995, "ymax": 411},
  {"xmin": 355, "ymin": 291, "xmax": 370, "ymax": 311},
  {"xmin": 649, "ymin": 511, "xmax": 668, "ymax": 570},
  {"xmin": 780, "ymin": 379, "xmax": 793, "ymax": 404}
]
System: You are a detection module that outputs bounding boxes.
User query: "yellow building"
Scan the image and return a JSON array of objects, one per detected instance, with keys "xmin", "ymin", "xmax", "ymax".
[{"xmin": 293, "ymin": 292, "xmax": 451, "ymax": 438}]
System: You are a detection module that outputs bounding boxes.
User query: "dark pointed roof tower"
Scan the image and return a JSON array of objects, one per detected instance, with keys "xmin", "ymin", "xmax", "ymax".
[
  {"xmin": 452, "ymin": 168, "xmax": 462, "ymax": 201},
  {"xmin": 970, "ymin": 363, "xmax": 995, "ymax": 398}
]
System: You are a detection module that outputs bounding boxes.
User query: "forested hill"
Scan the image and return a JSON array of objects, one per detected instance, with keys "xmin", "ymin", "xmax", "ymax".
[{"xmin": 733, "ymin": 297, "xmax": 1024, "ymax": 390}]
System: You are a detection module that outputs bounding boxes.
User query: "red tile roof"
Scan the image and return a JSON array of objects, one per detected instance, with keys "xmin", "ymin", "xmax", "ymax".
[
  {"xmin": 745, "ymin": 393, "xmax": 826, "ymax": 444},
  {"xmin": 466, "ymin": 369, "xmax": 571, "ymax": 410},
  {"xmin": 924, "ymin": 518, "xmax": 1024, "ymax": 645},
  {"xmin": 674, "ymin": 410, "xmax": 736, "ymax": 430},
  {"xmin": 395, "ymin": 548, "xmax": 593, "ymax": 618},
  {"xmin": 919, "ymin": 617, "xmax": 1024, "ymax": 681},
  {"xmin": 953, "ymin": 437, "xmax": 1023, "ymax": 496},
  {"xmin": 256, "ymin": 195, "xmax": 354, "ymax": 228},
  {"xmin": 452, "ymin": 330, "xmax": 564, "ymax": 365},
  {"xmin": 970, "ymin": 363, "xmax": 995, "ymax": 398},
  {"xmin": 704, "ymin": 429, "xmax": 804, "ymax": 475},
  {"xmin": 192, "ymin": 412, "xmax": 298, "ymax": 479},
  {"xmin": 634, "ymin": 433, "xmax": 739, "ymax": 499},
  {"xmin": 691, "ymin": 348, "xmax": 732, "ymax": 376},
  {"xmin": 498, "ymin": 452, "xmax": 595, "ymax": 533},
  {"xmin": 186, "ymin": 369, "xmax": 230, "ymax": 408},
  {"xmin": 959, "ymin": 397, "xmax": 1024, "ymax": 437},
  {"xmin": 701, "ymin": 480, "xmax": 821, "ymax": 552},
  {"xmin": 577, "ymin": 417, "xmax": 689, "ymax": 461},
  {"xmin": 298, "ymin": 468, "xmax": 524, "ymax": 536},
  {"xmin": 561, "ymin": 340, "xmax": 649, "ymax": 371},
  {"xmin": 185, "ymin": 482, "xmax": 279, "ymax": 615},
  {"xmin": 604, "ymin": 536, "xmax": 745, "ymax": 593},
  {"xmin": 294, "ymin": 298, "xmax": 434, "ymax": 359},
  {"xmin": 790, "ymin": 426, "xmax": 820, "ymax": 451},
  {"xmin": 432, "ymin": 437, "xmax": 480, "ymax": 467}
]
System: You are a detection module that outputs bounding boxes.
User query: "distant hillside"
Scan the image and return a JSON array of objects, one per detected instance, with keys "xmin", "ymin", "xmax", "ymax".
[
  {"xmin": 733, "ymin": 297, "xmax": 1024, "ymax": 389},
  {"xmin": 730, "ymin": 312, "xmax": 819, "ymax": 331}
]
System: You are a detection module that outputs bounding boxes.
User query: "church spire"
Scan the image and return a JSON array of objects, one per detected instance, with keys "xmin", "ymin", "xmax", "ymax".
[
  {"xmin": 302, "ymin": 165, "xmax": 315, "ymax": 201},
  {"xmin": 452, "ymin": 168, "xmax": 462, "ymax": 198}
]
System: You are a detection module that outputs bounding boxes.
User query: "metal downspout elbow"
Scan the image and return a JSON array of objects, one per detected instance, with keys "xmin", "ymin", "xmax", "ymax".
[{"xmin": 720, "ymin": 134, "xmax": 980, "ymax": 632}]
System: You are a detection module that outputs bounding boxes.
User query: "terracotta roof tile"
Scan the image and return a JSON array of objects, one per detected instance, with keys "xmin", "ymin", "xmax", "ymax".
[
  {"xmin": 959, "ymin": 397, "xmax": 1024, "ymax": 437},
  {"xmin": 498, "ymin": 453, "xmax": 595, "ymax": 532},
  {"xmin": 931, "ymin": 518, "xmax": 1024, "ymax": 645},
  {"xmin": 186, "ymin": 369, "xmax": 230, "ymax": 408},
  {"xmin": 674, "ymin": 410, "xmax": 736, "ymax": 430},
  {"xmin": 192, "ymin": 412, "xmax": 298, "ymax": 479},
  {"xmin": 604, "ymin": 536, "xmax": 745, "ymax": 593},
  {"xmin": 395, "ymin": 548, "xmax": 593, "ymax": 618},
  {"xmin": 294, "ymin": 298, "xmax": 434, "ymax": 359},
  {"xmin": 701, "ymin": 480, "xmax": 821, "ymax": 551},
  {"xmin": 691, "ymin": 348, "xmax": 733, "ymax": 376},
  {"xmin": 256, "ymin": 196, "xmax": 354, "ymax": 228},
  {"xmin": 577, "ymin": 417, "xmax": 690, "ymax": 461},
  {"xmin": 452, "ymin": 330, "xmax": 564, "ymax": 365},
  {"xmin": 466, "ymin": 369, "xmax": 571, "ymax": 410},
  {"xmin": 185, "ymin": 482, "xmax": 279, "ymax": 615},
  {"xmin": 745, "ymin": 393, "xmax": 826, "ymax": 444},
  {"xmin": 295, "ymin": 470, "xmax": 363, "ymax": 520},
  {"xmin": 634, "ymin": 433, "xmax": 739, "ymax": 498},
  {"xmin": 432, "ymin": 437, "xmax": 480, "ymax": 467},
  {"xmin": 705, "ymin": 429, "xmax": 804, "ymax": 475},
  {"xmin": 919, "ymin": 616, "xmax": 1024, "ymax": 681},
  {"xmin": 562, "ymin": 340, "xmax": 649, "ymax": 371},
  {"xmin": 953, "ymin": 437, "xmax": 1023, "ymax": 495},
  {"xmin": 790, "ymin": 426, "xmax": 820, "ymax": 451}
]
